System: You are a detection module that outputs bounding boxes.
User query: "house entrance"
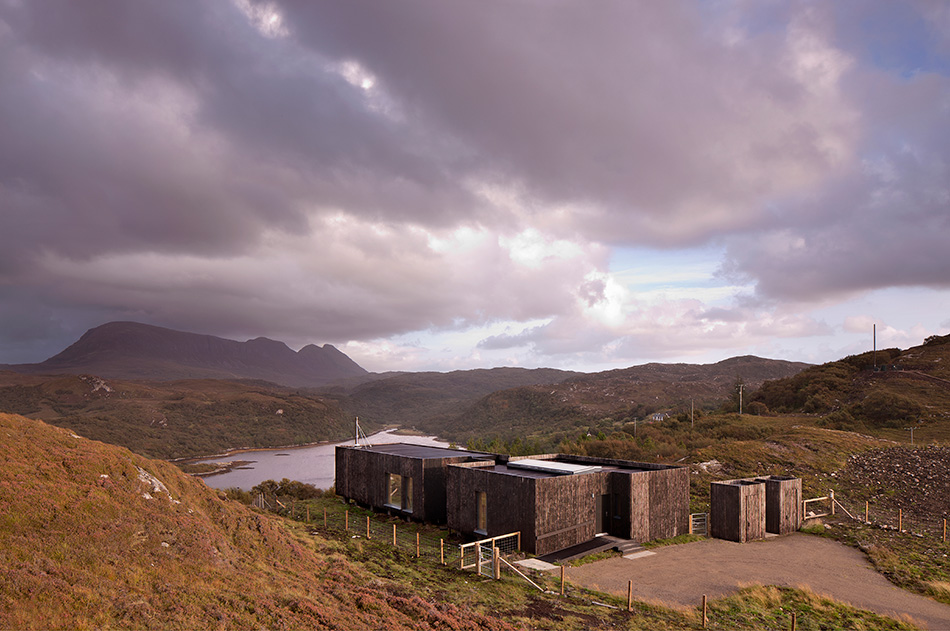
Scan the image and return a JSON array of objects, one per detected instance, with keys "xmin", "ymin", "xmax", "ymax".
[{"xmin": 595, "ymin": 493, "xmax": 612, "ymax": 535}]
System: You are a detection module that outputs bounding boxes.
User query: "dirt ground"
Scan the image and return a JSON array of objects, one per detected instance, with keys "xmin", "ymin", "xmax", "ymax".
[{"xmin": 562, "ymin": 533, "xmax": 950, "ymax": 630}]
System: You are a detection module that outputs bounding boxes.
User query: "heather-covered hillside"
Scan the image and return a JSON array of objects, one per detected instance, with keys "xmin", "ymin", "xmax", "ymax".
[{"xmin": 0, "ymin": 413, "xmax": 509, "ymax": 630}]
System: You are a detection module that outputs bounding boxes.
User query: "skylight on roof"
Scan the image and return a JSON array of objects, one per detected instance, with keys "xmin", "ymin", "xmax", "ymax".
[{"xmin": 508, "ymin": 459, "xmax": 601, "ymax": 475}]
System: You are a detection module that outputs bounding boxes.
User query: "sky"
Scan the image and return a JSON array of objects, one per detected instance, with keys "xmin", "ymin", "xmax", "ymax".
[{"xmin": 0, "ymin": 0, "xmax": 948, "ymax": 374}]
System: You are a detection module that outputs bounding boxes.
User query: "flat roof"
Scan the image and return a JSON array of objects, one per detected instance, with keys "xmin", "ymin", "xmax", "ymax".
[
  {"xmin": 344, "ymin": 443, "xmax": 493, "ymax": 460},
  {"xmin": 508, "ymin": 459, "xmax": 601, "ymax": 475}
]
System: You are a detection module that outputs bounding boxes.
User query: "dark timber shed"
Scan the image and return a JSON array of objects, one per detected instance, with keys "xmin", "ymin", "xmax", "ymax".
[
  {"xmin": 710, "ymin": 475, "xmax": 802, "ymax": 542},
  {"xmin": 335, "ymin": 443, "xmax": 494, "ymax": 523},
  {"xmin": 445, "ymin": 454, "xmax": 689, "ymax": 556},
  {"xmin": 710, "ymin": 479, "xmax": 766, "ymax": 542}
]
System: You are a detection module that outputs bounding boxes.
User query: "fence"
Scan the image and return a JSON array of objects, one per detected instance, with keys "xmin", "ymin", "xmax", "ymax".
[
  {"xmin": 256, "ymin": 494, "xmax": 525, "ymax": 569},
  {"xmin": 803, "ymin": 490, "xmax": 948, "ymax": 543},
  {"xmin": 459, "ymin": 532, "xmax": 521, "ymax": 572}
]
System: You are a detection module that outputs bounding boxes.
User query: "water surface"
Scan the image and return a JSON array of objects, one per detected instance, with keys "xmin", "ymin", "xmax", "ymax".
[{"xmin": 190, "ymin": 430, "xmax": 449, "ymax": 491}]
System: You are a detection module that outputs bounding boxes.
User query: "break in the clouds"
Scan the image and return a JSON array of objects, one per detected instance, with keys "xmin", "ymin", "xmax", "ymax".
[{"xmin": 0, "ymin": 0, "xmax": 947, "ymax": 371}]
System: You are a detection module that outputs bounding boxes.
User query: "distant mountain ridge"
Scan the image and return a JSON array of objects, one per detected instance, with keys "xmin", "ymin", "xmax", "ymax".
[{"xmin": 2, "ymin": 321, "xmax": 367, "ymax": 387}]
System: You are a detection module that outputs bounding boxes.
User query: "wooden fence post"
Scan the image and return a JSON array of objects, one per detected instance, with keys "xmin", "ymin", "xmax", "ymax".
[
  {"xmin": 899, "ymin": 509, "xmax": 902, "ymax": 532},
  {"xmin": 366, "ymin": 515, "xmax": 371, "ymax": 539},
  {"xmin": 830, "ymin": 490, "xmax": 835, "ymax": 516},
  {"xmin": 560, "ymin": 566, "xmax": 565, "ymax": 596},
  {"xmin": 306, "ymin": 505, "xmax": 310, "ymax": 522},
  {"xmin": 865, "ymin": 501, "xmax": 869, "ymax": 523},
  {"xmin": 345, "ymin": 510, "xmax": 349, "ymax": 531},
  {"xmin": 323, "ymin": 507, "xmax": 327, "ymax": 528},
  {"xmin": 416, "ymin": 532, "xmax": 421, "ymax": 558},
  {"xmin": 459, "ymin": 545, "xmax": 464, "ymax": 570},
  {"xmin": 791, "ymin": 611, "xmax": 797, "ymax": 631},
  {"xmin": 440, "ymin": 538, "xmax": 445, "ymax": 565},
  {"xmin": 493, "ymin": 546, "xmax": 500, "ymax": 580},
  {"xmin": 627, "ymin": 580, "xmax": 632, "ymax": 612},
  {"xmin": 689, "ymin": 514, "xmax": 693, "ymax": 535},
  {"xmin": 943, "ymin": 518, "xmax": 947, "ymax": 543},
  {"xmin": 702, "ymin": 594, "xmax": 707, "ymax": 628},
  {"xmin": 393, "ymin": 524, "xmax": 397, "ymax": 547}
]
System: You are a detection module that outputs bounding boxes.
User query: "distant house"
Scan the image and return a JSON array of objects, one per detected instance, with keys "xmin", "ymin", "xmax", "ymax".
[
  {"xmin": 336, "ymin": 444, "xmax": 689, "ymax": 556},
  {"xmin": 650, "ymin": 412, "xmax": 670, "ymax": 422}
]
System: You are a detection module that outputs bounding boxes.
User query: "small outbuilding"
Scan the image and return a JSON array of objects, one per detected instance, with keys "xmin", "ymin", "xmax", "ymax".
[{"xmin": 710, "ymin": 475, "xmax": 802, "ymax": 542}]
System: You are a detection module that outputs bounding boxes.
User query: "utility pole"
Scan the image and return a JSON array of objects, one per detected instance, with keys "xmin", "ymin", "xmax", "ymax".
[
  {"xmin": 873, "ymin": 324, "xmax": 877, "ymax": 370},
  {"xmin": 904, "ymin": 426, "xmax": 917, "ymax": 445},
  {"xmin": 738, "ymin": 384, "xmax": 744, "ymax": 416},
  {"xmin": 691, "ymin": 399, "xmax": 694, "ymax": 430}
]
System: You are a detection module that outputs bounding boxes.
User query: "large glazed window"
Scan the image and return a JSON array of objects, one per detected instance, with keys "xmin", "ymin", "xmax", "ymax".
[
  {"xmin": 387, "ymin": 473, "xmax": 402, "ymax": 509},
  {"xmin": 476, "ymin": 491, "xmax": 487, "ymax": 534},
  {"xmin": 386, "ymin": 473, "xmax": 412, "ymax": 513}
]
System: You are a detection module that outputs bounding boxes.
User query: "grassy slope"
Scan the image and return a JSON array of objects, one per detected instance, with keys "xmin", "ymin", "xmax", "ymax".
[
  {"xmin": 0, "ymin": 413, "xmax": 508, "ymax": 630},
  {"xmin": 0, "ymin": 372, "xmax": 353, "ymax": 459}
]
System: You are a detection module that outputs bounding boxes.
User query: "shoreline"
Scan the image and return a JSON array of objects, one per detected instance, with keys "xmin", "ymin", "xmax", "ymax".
[{"xmin": 172, "ymin": 427, "xmax": 447, "ymax": 465}]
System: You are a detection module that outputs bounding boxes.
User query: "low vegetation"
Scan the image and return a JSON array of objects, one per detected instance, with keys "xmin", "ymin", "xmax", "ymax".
[{"xmin": 0, "ymin": 373, "xmax": 356, "ymax": 459}]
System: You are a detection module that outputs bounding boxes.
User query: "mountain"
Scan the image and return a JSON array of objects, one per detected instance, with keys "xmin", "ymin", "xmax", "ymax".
[
  {"xmin": 326, "ymin": 367, "xmax": 583, "ymax": 428},
  {"xmin": 0, "ymin": 413, "xmax": 507, "ymax": 630},
  {"xmin": 415, "ymin": 355, "xmax": 810, "ymax": 445},
  {"xmin": 2, "ymin": 321, "xmax": 367, "ymax": 387}
]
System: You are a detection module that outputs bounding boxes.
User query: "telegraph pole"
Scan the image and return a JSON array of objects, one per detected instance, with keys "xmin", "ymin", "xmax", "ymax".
[{"xmin": 738, "ymin": 384, "xmax": 744, "ymax": 415}]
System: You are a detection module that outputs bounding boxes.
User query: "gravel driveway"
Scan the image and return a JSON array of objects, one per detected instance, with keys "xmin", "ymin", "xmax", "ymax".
[{"xmin": 563, "ymin": 533, "xmax": 950, "ymax": 630}]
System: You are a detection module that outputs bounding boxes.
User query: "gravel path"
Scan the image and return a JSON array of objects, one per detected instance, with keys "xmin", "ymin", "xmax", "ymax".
[{"xmin": 563, "ymin": 533, "xmax": 950, "ymax": 630}]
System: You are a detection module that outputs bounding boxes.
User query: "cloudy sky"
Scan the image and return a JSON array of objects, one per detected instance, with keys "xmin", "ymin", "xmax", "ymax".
[{"xmin": 1, "ymin": 1, "xmax": 948, "ymax": 373}]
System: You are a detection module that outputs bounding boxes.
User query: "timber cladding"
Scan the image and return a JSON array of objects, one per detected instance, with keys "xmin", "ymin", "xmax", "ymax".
[
  {"xmin": 762, "ymin": 476, "xmax": 802, "ymax": 535},
  {"xmin": 335, "ymin": 445, "xmax": 484, "ymax": 523},
  {"xmin": 710, "ymin": 480, "xmax": 766, "ymax": 543},
  {"xmin": 710, "ymin": 475, "xmax": 801, "ymax": 542},
  {"xmin": 445, "ymin": 458, "xmax": 689, "ymax": 555}
]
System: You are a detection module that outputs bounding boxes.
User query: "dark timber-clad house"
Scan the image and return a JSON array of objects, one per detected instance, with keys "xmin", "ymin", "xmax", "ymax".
[
  {"xmin": 446, "ymin": 454, "xmax": 688, "ymax": 555},
  {"xmin": 336, "ymin": 444, "xmax": 689, "ymax": 556},
  {"xmin": 335, "ymin": 443, "xmax": 495, "ymax": 523}
]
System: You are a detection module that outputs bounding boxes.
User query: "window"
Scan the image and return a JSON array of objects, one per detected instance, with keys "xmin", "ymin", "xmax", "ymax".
[
  {"xmin": 387, "ymin": 473, "xmax": 402, "ymax": 509},
  {"xmin": 386, "ymin": 473, "xmax": 412, "ymax": 513},
  {"xmin": 476, "ymin": 491, "xmax": 487, "ymax": 534}
]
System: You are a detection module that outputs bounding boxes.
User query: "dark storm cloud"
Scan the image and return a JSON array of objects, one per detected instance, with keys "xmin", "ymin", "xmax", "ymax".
[{"xmin": 0, "ymin": 0, "xmax": 947, "ymax": 368}]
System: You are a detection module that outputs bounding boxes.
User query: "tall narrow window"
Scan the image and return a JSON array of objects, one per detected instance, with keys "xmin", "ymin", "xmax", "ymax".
[
  {"xmin": 476, "ymin": 491, "xmax": 487, "ymax": 534},
  {"xmin": 387, "ymin": 473, "xmax": 402, "ymax": 509},
  {"xmin": 403, "ymin": 476, "xmax": 413, "ymax": 513}
]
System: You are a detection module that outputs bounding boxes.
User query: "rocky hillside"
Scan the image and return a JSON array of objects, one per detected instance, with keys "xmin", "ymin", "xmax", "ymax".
[
  {"xmin": 3, "ymin": 321, "xmax": 367, "ymax": 387},
  {"xmin": 418, "ymin": 355, "xmax": 808, "ymax": 445},
  {"xmin": 751, "ymin": 334, "xmax": 950, "ymax": 436},
  {"xmin": 328, "ymin": 367, "xmax": 582, "ymax": 428},
  {"xmin": 0, "ymin": 372, "xmax": 353, "ymax": 459},
  {"xmin": 0, "ymin": 413, "xmax": 509, "ymax": 630}
]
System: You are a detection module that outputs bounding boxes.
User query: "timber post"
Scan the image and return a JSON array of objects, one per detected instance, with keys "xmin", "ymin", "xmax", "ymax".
[
  {"xmin": 627, "ymin": 580, "xmax": 632, "ymax": 612},
  {"xmin": 702, "ymin": 594, "xmax": 707, "ymax": 628}
]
